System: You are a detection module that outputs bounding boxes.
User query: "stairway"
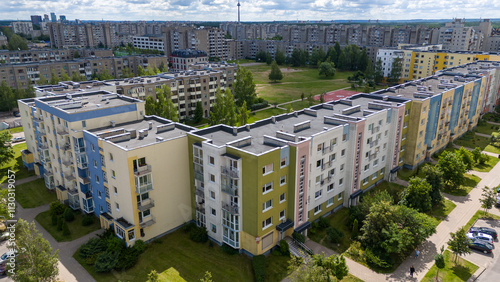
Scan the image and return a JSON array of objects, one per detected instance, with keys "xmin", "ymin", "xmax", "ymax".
[{"xmin": 285, "ymin": 236, "xmax": 312, "ymax": 260}]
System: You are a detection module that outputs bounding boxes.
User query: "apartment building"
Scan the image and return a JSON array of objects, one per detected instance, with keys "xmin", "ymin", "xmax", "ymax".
[
  {"xmin": 437, "ymin": 19, "xmax": 481, "ymax": 52},
  {"xmin": 0, "ymin": 55, "xmax": 168, "ymax": 88},
  {"xmin": 0, "ymin": 49, "xmax": 113, "ymax": 64},
  {"xmin": 133, "ymin": 35, "xmax": 165, "ymax": 52},
  {"xmin": 11, "ymin": 21, "xmax": 33, "ymax": 35},
  {"xmin": 0, "ymin": 33, "xmax": 7, "ymax": 47},
  {"xmin": 170, "ymin": 49, "xmax": 208, "ymax": 71}
]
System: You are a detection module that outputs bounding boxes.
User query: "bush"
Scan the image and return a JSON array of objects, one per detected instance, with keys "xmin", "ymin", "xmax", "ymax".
[
  {"xmin": 79, "ymin": 238, "xmax": 108, "ymax": 259},
  {"xmin": 62, "ymin": 221, "xmax": 71, "ymax": 236},
  {"xmin": 82, "ymin": 215, "xmax": 94, "ymax": 226},
  {"xmin": 57, "ymin": 217, "xmax": 63, "ymax": 231},
  {"xmin": 94, "ymin": 251, "xmax": 119, "ymax": 273},
  {"xmin": 182, "ymin": 222, "xmax": 195, "ymax": 233},
  {"xmin": 221, "ymin": 243, "xmax": 238, "ymax": 255},
  {"xmin": 50, "ymin": 201, "xmax": 65, "ymax": 216},
  {"xmin": 133, "ymin": 240, "xmax": 147, "ymax": 253},
  {"xmin": 292, "ymin": 232, "xmax": 306, "ymax": 243},
  {"xmin": 364, "ymin": 249, "xmax": 393, "ymax": 269},
  {"xmin": 250, "ymin": 101, "xmax": 269, "ymax": 111},
  {"xmin": 279, "ymin": 239, "xmax": 290, "ymax": 256},
  {"xmin": 318, "ymin": 217, "xmax": 330, "ymax": 229},
  {"xmin": 106, "ymin": 236, "xmax": 127, "ymax": 254},
  {"xmin": 189, "ymin": 225, "xmax": 208, "ymax": 243},
  {"xmin": 326, "ymin": 227, "xmax": 344, "ymax": 243},
  {"xmin": 114, "ymin": 247, "xmax": 140, "ymax": 270},
  {"xmin": 351, "ymin": 219, "xmax": 359, "ymax": 239},
  {"xmin": 252, "ymin": 255, "xmax": 266, "ymax": 282},
  {"xmin": 51, "ymin": 213, "xmax": 58, "ymax": 226},
  {"xmin": 63, "ymin": 208, "xmax": 75, "ymax": 222},
  {"xmin": 479, "ymin": 153, "xmax": 489, "ymax": 165}
]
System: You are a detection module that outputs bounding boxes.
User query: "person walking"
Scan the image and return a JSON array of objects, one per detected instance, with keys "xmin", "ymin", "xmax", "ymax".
[
  {"xmin": 415, "ymin": 249, "xmax": 420, "ymax": 258},
  {"xmin": 410, "ymin": 265, "xmax": 416, "ymax": 277}
]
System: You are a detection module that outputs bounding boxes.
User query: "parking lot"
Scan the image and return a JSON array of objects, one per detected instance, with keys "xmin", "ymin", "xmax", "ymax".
[{"xmin": 0, "ymin": 241, "xmax": 13, "ymax": 282}]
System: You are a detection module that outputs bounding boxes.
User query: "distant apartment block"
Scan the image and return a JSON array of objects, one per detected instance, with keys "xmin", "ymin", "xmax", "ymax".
[
  {"xmin": 133, "ymin": 35, "xmax": 164, "ymax": 52},
  {"xmin": 11, "ymin": 21, "xmax": 33, "ymax": 35},
  {"xmin": 170, "ymin": 49, "xmax": 208, "ymax": 71},
  {"xmin": 0, "ymin": 49, "xmax": 113, "ymax": 64}
]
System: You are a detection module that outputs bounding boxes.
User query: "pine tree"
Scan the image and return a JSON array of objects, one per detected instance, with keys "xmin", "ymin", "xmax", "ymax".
[
  {"xmin": 238, "ymin": 101, "xmax": 250, "ymax": 126},
  {"xmin": 224, "ymin": 89, "xmax": 238, "ymax": 126},
  {"xmin": 268, "ymin": 61, "xmax": 283, "ymax": 82},
  {"xmin": 374, "ymin": 58, "xmax": 384, "ymax": 84},
  {"xmin": 50, "ymin": 70, "xmax": 59, "ymax": 85},
  {"xmin": 194, "ymin": 101, "xmax": 203, "ymax": 123}
]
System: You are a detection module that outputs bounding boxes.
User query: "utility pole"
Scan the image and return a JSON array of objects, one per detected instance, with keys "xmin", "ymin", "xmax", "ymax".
[{"xmin": 237, "ymin": 0, "xmax": 241, "ymax": 23}]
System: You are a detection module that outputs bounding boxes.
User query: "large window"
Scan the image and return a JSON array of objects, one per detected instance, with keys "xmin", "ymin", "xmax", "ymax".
[
  {"xmin": 262, "ymin": 163, "xmax": 273, "ymax": 175},
  {"xmin": 262, "ymin": 199, "xmax": 273, "ymax": 212},
  {"xmin": 262, "ymin": 217, "xmax": 272, "ymax": 230},
  {"xmin": 262, "ymin": 182, "xmax": 273, "ymax": 194},
  {"xmin": 116, "ymin": 226, "xmax": 125, "ymax": 238},
  {"xmin": 314, "ymin": 204, "xmax": 322, "ymax": 214}
]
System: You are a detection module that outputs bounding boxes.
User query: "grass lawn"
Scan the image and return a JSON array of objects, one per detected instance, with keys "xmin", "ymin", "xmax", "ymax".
[
  {"xmin": 0, "ymin": 143, "xmax": 36, "ymax": 183},
  {"xmin": 266, "ymin": 253, "xmax": 291, "ymax": 281},
  {"xmin": 463, "ymin": 210, "xmax": 500, "ymax": 232},
  {"xmin": 14, "ymin": 178, "xmax": 57, "ymax": 208},
  {"xmin": 427, "ymin": 199, "xmax": 457, "ymax": 223},
  {"xmin": 158, "ymin": 267, "xmax": 186, "ymax": 281},
  {"xmin": 227, "ymin": 59, "xmax": 256, "ymax": 64},
  {"xmin": 453, "ymin": 132, "xmax": 491, "ymax": 150},
  {"xmin": 442, "ymin": 174, "xmax": 481, "ymax": 196},
  {"xmin": 474, "ymin": 123, "xmax": 500, "ymax": 136},
  {"xmin": 248, "ymin": 107, "xmax": 287, "ymax": 124},
  {"xmin": 35, "ymin": 209, "xmax": 101, "ymax": 242},
  {"xmin": 289, "ymin": 99, "xmax": 321, "ymax": 111},
  {"xmin": 0, "ymin": 127, "xmax": 24, "ymax": 134},
  {"xmin": 422, "ymin": 250, "xmax": 478, "ymax": 282},
  {"xmin": 74, "ymin": 228, "xmax": 289, "ymax": 282},
  {"xmin": 308, "ymin": 207, "xmax": 353, "ymax": 254}
]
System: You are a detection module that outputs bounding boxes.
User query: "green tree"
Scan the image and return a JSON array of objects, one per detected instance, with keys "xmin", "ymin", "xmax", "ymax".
[
  {"xmin": 255, "ymin": 50, "xmax": 267, "ymax": 62},
  {"xmin": 11, "ymin": 219, "xmax": 59, "ymax": 281},
  {"xmin": 399, "ymin": 177, "xmax": 432, "ymax": 212},
  {"xmin": 337, "ymin": 50, "xmax": 347, "ymax": 71},
  {"xmin": 146, "ymin": 270, "xmax": 159, "ymax": 282},
  {"xmin": 265, "ymin": 52, "xmax": 272, "ymax": 65},
  {"xmin": 159, "ymin": 61, "xmax": 167, "ymax": 72},
  {"xmin": 365, "ymin": 59, "xmax": 375, "ymax": 82},
  {"xmin": 200, "ymin": 271, "xmax": 213, "ymax": 282},
  {"xmin": 137, "ymin": 65, "xmax": 146, "ymax": 76},
  {"xmin": 155, "ymin": 85, "xmax": 178, "ymax": 122},
  {"xmin": 311, "ymin": 253, "xmax": 349, "ymax": 281},
  {"xmin": 7, "ymin": 34, "xmax": 28, "ymax": 51},
  {"xmin": 472, "ymin": 147, "xmax": 482, "ymax": 163},
  {"xmin": 435, "ymin": 246, "xmax": 446, "ymax": 280},
  {"xmin": 421, "ymin": 164, "xmax": 444, "ymax": 206},
  {"xmin": 0, "ymin": 131, "xmax": 14, "ymax": 165},
  {"xmin": 456, "ymin": 147, "xmax": 474, "ymax": 171},
  {"xmin": 238, "ymin": 101, "xmax": 250, "ymax": 126},
  {"xmin": 0, "ymin": 80, "xmax": 14, "ymax": 111},
  {"xmin": 480, "ymin": 186, "xmax": 496, "ymax": 214},
  {"xmin": 333, "ymin": 42, "xmax": 341, "ymax": 66},
  {"xmin": 318, "ymin": 61, "xmax": 335, "ymax": 78},
  {"xmin": 351, "ymin": 219, "xmax": 359, "ymax": 239},
  {"xmin": 98, "ymin": 68, "xmax": 114, "ymax": 80},
  {"xmin": 50, "ymin": 70, "xmax": 59, "ymax": 85},
  {"xmin": 145, "ymin": 96, "xmax": 157, "ymax": 116},
  {"xmin": 210, "ymin": 88, "xmax": 226, "ymax": 125},
  {"xmin": 60, "ymin": 69, "xmax": 71, "ymax": 81},
  {"xmin": 288, "ymin": 254, "xmax": 330, "ymax": 282},
  {"xmin": 438, "ymin": 151, "xmax": 466, "ymax": 188},
  {"xmin": 310, "ymin": 48, "xmax": 326, "ymax": 67},
  {"xmin": 0, "ymin": 189, "xmax": 9, "ymax": 219},
  {"xmin": 37, "ymin": 75, "xmax": 48, "ymax": 86},
  {"xmin": 121, "ymin": 66, "xmax": 134, "ymax": 78},
  {"xmin": 233, "ymin": 66, "xmax": 256, "ymax": 107},
  {"xmin": 268, "ymin": 61, "xmax": 283, "ymax": 82},
  {"xmin": 374, "ymin": 58, "xmax": 384, "ymax": 84},
  {"xmin": 73, "ymin": 51, "xmax": 81, "ymax": 58},
  {"xmin": 301, "ymin": 93, "xmax": 305, "ymax": 101},
  {"xmin": 290, "ymin": 49, "xmax": 301, "ymax": 67},
  {"xmin": 387, "ymin": 57, "xmax": 402, "ymax": 85},
  {"xmin": 448, "ymin": 228, "xmax": 471, "ymax": 262},
  {"xmin": 275, "ymin": 49, "xmax": 286, "ymax": 65},
  {"xmin": 72, "ymin": 71, "xmax": 82, "ymax": 82},
  {"xmin": 307, "ymin": 94, "xmax": 314, "ymax": 106},
  {"xmin": 224, "ymin": 89, "xmax": 238, "ymax": 126},
  {"xmin": 194, "ymin": 101, "xmax": 203, "ymax": 124},
  {"xmin": 358, "ymin": 48, "xmax": 369, "ymax": 72}
]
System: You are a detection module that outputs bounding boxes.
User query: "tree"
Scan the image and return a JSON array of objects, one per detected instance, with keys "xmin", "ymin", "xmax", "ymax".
[
  {"xmin": 146, "ymin": 270, "xmax": 159, "ymax": 282},
  {"xmin": 438, "ymin": 151, "xmax": 466, "ymax": 188},
  {"xmin": 0, "ymin": 80, "xmax": 14, "ymax": 111},
  {"xmin": 60, "ymin": 69, "xmax": 71, "ymax": 81},
  {"xmin": 374, "ymin": 58, "xmax": 384, "ymax": 84},
  {"xmin": 11, "ymin": 219, "xmax": 59, "ymax": 281},
  {"xmin": 37, "ymin": 75, "xmax": 48, "ymax": 86},
  {"xmin": 0, "ymin": 131, "xmax": 14, "ymax": 166},
  {"xmin": 358, "ymin": 48, "xmax": 369, "ymax": 72},
  {"xmin": 0, "ymin": 189, "xmax": 9, "ymax": 219},
  {"xmin": 318, "ymin": 61, "xmax": 335, "ymax": 78},
  {"xmin": 224, "ymin": 89, "xmax": 238, "ymax": 126},
  {"xmin": 301, "ymin": 93, "xmax": 305, "ymax": 101},
  {"xmin": 288, "ymin": 254, "xmax": 330, "ymax": 282},
  {"xmin": 333, "ymin": 42, "xmax": 341, "ymax": 66},
  {"xmin": 73, "ymin": 51, "xmax": 81, "ymax": 58},
  {"xmin": 137, "ymin": 65, "xmax": 146, "ymax": 76},
  {"xmin": 310, "ymin": 48, "xmax": 326, "ymax": 67},
  {"xmin": 311, "ymin": 253, "xmax": 349, "ymax": 281},
  {"xmin": 435, "ymin": 246, "xmax": 446, "ymax": 280},
  {"xmin": 448, "ymin": 228, "xmax": 471, "ymax": 262},
  {"xmin": 421, "ymin": 164, "xmax": 444, "ymax": 206},
  {"xmin": 290, "ymin": 49, "xmax": 301, "ymax": 67},
  {"xmin": 337, "ymin": 50, "xmax": 347, "ymax": 71},
  {"xmin": 159, "ymin": 61, "xmax": 167, "ymax": 72},
  {"xmin": 275, "ymin": 49, "xmax": 286, "ymax": 65},
  {"xmin": 365, "ymin": 59, "xmax": 375, "ymax": 83},
  {"xmin": 155, "ymin": 85, "xmax": 178, "ymax": 122},
  {"xmin": 72, "ymin": 71, "xmax": 82, "ymax": 82},
  {"xmin": 351, "ymin": 219, "xmax": 359, "ymax": 239},
  {"xmin": 472, "ymin": 147, "xmax": 482, "ymax": 163},
  {"xmin": 255, "ymin": 50, "xmax": 267, "ymax": 62},
  {"xmin": 49, "ymin": 70, "xmax": 59, "ymax": 85},
  {"xmin": 268, "ymin": 61, "xmax": 283, "ymax": 82},
  {"xmin": 387, "ymin": 57, "xmax": 402, "ymax": 85},
  {"xmin": 194, "ymin": 101, "xmax": 203, "ymax": 123},
  {"xmin": 307, "ymin": 94, "xmax": 314, "ymax": 106},
  {"xmin": 210, "ymin": 88, "xmax": 226, "ymax": 125},
  {"xmin": 399, "ymin": 177, "xmax": 432, "ymax": 213},
  {"xmin": 233, "ymin": 66, "xmax": 256, "ymax": 107},
  {"xmin": 145, "ymin": 96, "xmax": 157, "ymax": 116},
  {"xmin": 7, "ymin": 34, "xmax": 28, "ymax": 51},
  {"xmin": 456, "ymin": 147, "xmax": 474, "ymax": 171},
  {"xmin": 200, "ymin": 271, "xmax": 213, "ymax": 282},
  {"xmin": 265, "ymin": 52, "xmax": 272, "ymax": 65},
  {"xmin": 480, "ymin": 186, "xmax": 496, "ymax": 214},
  {"xmin": 238, "ymin": 101, "xmax": 250, "ymax": 126},
  {"xmin": 121, "ymin": 66, "xmax": 134, "ymax": 78}
]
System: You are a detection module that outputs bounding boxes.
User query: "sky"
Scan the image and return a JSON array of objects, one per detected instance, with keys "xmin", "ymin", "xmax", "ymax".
[{"xmin": 0, "ymin": 0, "xmax": 499, "ymax": 22}]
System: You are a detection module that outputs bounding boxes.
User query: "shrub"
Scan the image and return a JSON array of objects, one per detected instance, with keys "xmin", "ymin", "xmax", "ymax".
[
  {"xmin": 221, "ymin": 243, "xmax": 238, "ymax": 255},
  {"xmin": 62, "ymin": 221, "xmax": 71, "ymax": 236},
  {"xmin": 79, "ymin": 238, "xmax": 107, "ymax": 259},
  {"xmin": 82, "ymin": 215, "xmax": 94, "ymax": 226},
  {"xmin": 364, "ymin": 249, "xmax": 393, "ymax": 269},
  {"xmin": 209, "ymin": 240, "xmax": 214, "ymax": 248},
  {"xmin": 51, "ymin": 213, "xmax": 58, "ymax": 226},
  {"xmin": 57, "ymin": 216, "xmax": 63, "ymax": 231},
  {"xmin": 189, "ymin": 225, "xmax": 208, "ymax": 243},
  {"xmin": 133, "ymin": 240, "xmax": 147, "ymax": 253},
  {"xmin": 50, "ymin": 201, "xmax": 65, "ymax": 216},
  {"xmin": 114, "ymin": 247, "xmax": 140, "ymax": 270},
  {"xmin": 63, "ymin": 208, "xmax": 75, "ymax": 222},
  {"xmin": 250, "ymin": 101, "xmax": 269, "ymax": 111},
  {"xmin": 84, "ymin": 254, "xmax": 98, "ymax": 265},
  {"xmin": 351, "ymin": 219, "xmax": 359, "ymax": 239},
  {"xmin": 479, "ymin": 153, "xmax": 489, "ymax": 165},
  {"xmin": 94, "ymin": 251, "xmax": 119, "ymax": 273},
  {"xmin": 279, "ymin": 239, "xmax": 290, "ymax": 256},
  {"xmin": 326, "ymin": 227, "xmax": 344, "ymax": 243},
  {"xmin": 182, "ymin": 222, "xmax": 196, "ymax": 233},
  {"xmin": 106, "ymin": 236, "xmax": 127, "ymax": 254},
  {"xmin": 252, "ymin": 255, "xmax": 266, "ymax": 282},
  {"xmin": 292, "ymin": 232, "xmax": 306, "ymax": 243},
  {"xmin": 318, "ymin": 217, "xmax": 330, "ymax": 229}
]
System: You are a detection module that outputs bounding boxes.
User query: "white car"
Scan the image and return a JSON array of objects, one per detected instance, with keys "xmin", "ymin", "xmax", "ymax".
[
  {"xmin": 467, "ymin": 232, "xmax": 494, "ymax": 245},
  {"xmin": 0, "ymin": 251, "xmax": 16, "ymax": 265}
]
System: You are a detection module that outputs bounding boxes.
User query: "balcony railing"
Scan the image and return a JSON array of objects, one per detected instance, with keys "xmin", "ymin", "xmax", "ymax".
[
  {"xmin": 62, "ymin": 143, "xmax": 71, "ymax": 151},
  {"xmin": 136, "ymin": 182, "xmax": 153, "ymax": 194},
  {"xmin": 79, "ymin": 175, "xmax": 90, "ymax": 185},
  {"xmin": 65, "ymin": 173, "xmax": 76, "ymax": 182},
  {"xmin": 140, "ymin": 215, "xmax": 156, "ymax": 228},
  {"xmin": 221, "ymin": 166, "xmax": 239, "ymax": 178},
  {"xmin": 221, "ymin": 183, "xmax": 238, "ymax": 196},
  {"xmin": 195, "ymin": 186, "xmax": 205, "ymax": 198},
  {"xmin": 222, "ymin": 201, "xmax": 239, "ymax": 215},
  {"xmin": 134, "ymin": 164, "xmax": 152, "ymax": 176},
  {"xmin": 194, "ymin": 171, "xmax": 204, "ymax": 181},
  {"xmin": 62, "ymin": 158, "xmax": 73, "ymax": 166},
  {"xmin": 38, "ymin": 142, "xmax": 48, "ymax": 150},
  {"xmin": 138, "ymin": 198, "xmax": 155, "ymax": 211},
  {"xmin": 196, "ymin": 205, "xmax": 205, "ymax": 214},
  {"xmin": 57, "ymin": 128, "xmax": 69, "ymax": 136}
]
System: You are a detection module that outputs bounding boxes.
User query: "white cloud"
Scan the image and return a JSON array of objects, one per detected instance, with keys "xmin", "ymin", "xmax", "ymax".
[{"xmin": 0, "ymin": 0, "xmax": 498, "ymax": 21}]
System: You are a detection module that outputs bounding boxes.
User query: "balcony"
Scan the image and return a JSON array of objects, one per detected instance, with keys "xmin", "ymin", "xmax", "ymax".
[
  {"xmin": 195, "ymin": 185, "xmax": 205, "ymax": 198},
  {"xmin": 76, "ymin": 158, "xmax": 88, "ymax": 169},
  {"xmin": 221, "ymin": 166, "xmax": 239, "ymax": 178},
  {"xmin": 68, "ymin": 189, "xmax": 80, "ymax": 210},
  {"xmin": 34, "ymin": 116, "xmax": 44, "ymax": 122},
  {"xmin": 135, "ymin": 180, "xmax": 153, "ymax": 194},
  {"xmin": 62, "ymin": 143, "xmax": 71, "ymax": 152},
  {"xmin": 62, "ymin": 158, "xmax": 73, "ymax": 166},
  {"xmin": 64, "ymin": 172, "xmax": 76, "ymax": 182},
  {"xmin": 79, "ymin": 175, "xmax": 90, "ymax": 185},
  {"xmin": 57, "ymin": 128, "xmax": 69, "ymax": 136},
  {"xmin": 196, "ymin": 204, "xmax": 205, "ymax": 214},
  {"xmin": 44, "ymin": 169, "xmax": 53, "ymax": 177},
  {"xmin": 134, "ymin": 164, "xmax": 152, "ymax": 176},
  {"xmin": 38, "ymin": 128, "xmax": 46, "ymax": 135},
  {"xmin": 138, "ymin": 198, "xmax": 155, "ymax": 211},
  {"xmin": 38, "ymin": 142, "xmax": 48, "ymax": 150},
  {"xmin": 140, "ymin": 215, "xmax": 156, "ymax": 228},
  {"xmin": 221, "ymin": 183, "xmax": 238, "ymax": 196},
  {"xmin": 222, "ymin": 201, "xmax": 239, "ymax": 215}
]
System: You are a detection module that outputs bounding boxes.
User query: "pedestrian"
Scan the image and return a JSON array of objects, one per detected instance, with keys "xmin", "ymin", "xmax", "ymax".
[
  {"xmin": 415, "ymin": 249, "xmax": 420, "ymax": 258},
  {"xmin": 410, "ymin": 265, "xmax": 415, "ymax": 277}
]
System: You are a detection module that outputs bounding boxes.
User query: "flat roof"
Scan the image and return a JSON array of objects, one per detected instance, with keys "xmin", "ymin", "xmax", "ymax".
[{"xmin": 37, "ymin": 91, "xmax": 141, "ymax": 113}]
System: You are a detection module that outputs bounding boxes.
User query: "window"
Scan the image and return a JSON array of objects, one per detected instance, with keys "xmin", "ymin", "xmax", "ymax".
[
  {"xmin": 209, "ymin": 156, "xmax": 214, "ymax": 165},
  {"xmin": 316, "ymin": 175, "xmax": 321, "ymax": 184},
  {"xmin": 317, "ymin": 144, "xmax": 322, "ymax": 151},
  {"xmin": 109, "ymin": 153, "xmax": 114, "ymax": 161},
  {"xmin": 211, "ymin": 208, "xmax": 216, "ymax": 216},
  {"xmin": 315, "ymin": 189, "xmax": 322, "ymax": 199},
  {"xmin": 96, "ymin": 175, "xmax": 100, "ymax": 183},
  {"xmin": 374, "ymin": 159, "xmax": 379, "ymax": 167},
  {"xmin": 372, "ymin": 172, "xmax": 378, "ymax": 180},
  {"xmin": 210, "ymin": 190, "xmax": 216, "ymax": 200},
  {"xmin": 280, "ymin": 175, "xmax": 286, "ymax": 186},
  {"xmin": 210, "ymin": 174, "xmax": 215, "ymax": 182},
  {"xmin": 338, "ymin": 192, "xmax": 343, "ymax": 200},
  {"xmin": 116, "ymin": 226, "xmax": 125, "ymax": 238},
  {"xmin": 330, "ymin": 153, "xmax": 336, "ymax": 162},
  {"xmin": 106, "ymin": 201, "xmax": 111, "ymax": 211},
  {"xmin": 341, "ymin": 149, "xmax": 346, "ymax": 156},
  {"xmin": 112, "ymin": 170, "xmax": 116, "ymax": 179},
  {"xmin": 91, "ymin": 144, "xmax": 95, "ymax": 151},
  {"xmin": 262, "ymin": 182, "xmax": 273, "ymax": 194},
  {"xmin": 339, "ymin": 178, "xmax": 343, "ymax": 186},
  {"xmin": 262, "ymin": 217, "xmax": 272, "ymax": 230},
  {"xmin": 327, "ymin": 183, "xmax": 334, "ymax": 192},
  {"xmin": 385, "ymin": 130, "xmax": 388, "ymax": 136},
  {"xmin": 280, "ymin": 157, "xmax": 287, "ymax": 167},
  {"xmin": 97, "ymin": 190, "xmax": 102, "ymax": 198},
  {"xmin": 128, "ymin": 229, "xmax": 135, "ymax": 240},
  {"xmin": 420, "ymin": 119, "xmax": 425, "ymax": 125},
  {"xmin": 340, "ymin": 164, "xmax": 344, "ymax": 171},
  {"xmin": 263, "ymin": 163, "xmax": 273, "ymax": 175},
  {"xmin": 93, "ymin": 160, "xmax": 97, "ymax": 168},
  {"xmin": 115, "ymin": 202, "xmax": 120, "ymax": 211},
  {"xmin": 402, "ymin": 133, "xmax": 407, "ymax": 140},
  {"xmin": 280, "ymin": 209, "xmax": 286, "ymax": 220},
  {"xmin": 331, "ymin": 138, "xmax": 337, "ymax": 146},
  {"xmin": 363, "ymin": 177, "xmax": 369, "ymax": 185},
  {"xmin": 404, "ymin": 121, "xmax": 408, "ymax": 128},
  {"xmin": 327, "ymin": 197, "xmax": 334, "ymax": 207},
  {"xmin": 419, "ymin": 130, "xmax": 423, "ymax": 137},
  {"xmin": 314, "ymin": 204, "xmax": 322, "ymax": 214},
  {"xmin": 280, "ymin": 193, "xmax": 286, "ymax": 203},
  {"xmin": 82, "ymin": 120, "xmax": 86, "ymax": 128},
  {"xmin": 364, "ymin": 164, "xmax": 370, "ymax": 171},
  {"xmin": 262, "ymin": 199, "xmax": 273, "ymax": 211},
  {"xmin": 211, "ymin": 224, "xmax": 216, "ymax": 233},
  {"xmin": 342, "ymin": 134, "xmax": 347, "ymax": 141}
]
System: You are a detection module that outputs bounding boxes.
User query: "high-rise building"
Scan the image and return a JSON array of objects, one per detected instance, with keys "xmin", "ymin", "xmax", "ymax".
[
  {"xmin": 31, "ymin": 15, "xmax": 42, "ymax": 25},
  {"xmin": 50, "ymin": 12, "xmax": 57, "ymax": 23},
  {"xmin": 43, "ymin": 14, "xmax": 49, "ymax": 22},
  {"xmin": 11, "ymin": 22, "xmax": 33, "ymax": 35},
  {"xmin": 60, "ymin": 15, "xmax": 67, "ymax": 23}
]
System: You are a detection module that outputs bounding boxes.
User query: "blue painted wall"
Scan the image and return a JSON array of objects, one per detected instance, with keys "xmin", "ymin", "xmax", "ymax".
[
  {"xmin": 425, "ymin": 95, "xmax": 442, "ymax": 147},
  {"xmin": 83, "ymin": 131, "xmax": 108, "ymax": 217},
  {"xmin": 449, "ymin": 86, "xmax": 464, "ymax": 133},
  {"xmin": 468, "ymin": 80, "xmax": 481, "ymax": 122}
]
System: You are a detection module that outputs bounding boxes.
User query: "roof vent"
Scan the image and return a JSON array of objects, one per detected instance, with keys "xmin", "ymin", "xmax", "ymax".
[
  {"xmin": 148, "ymin": 122, "xmax": 153, "ymax": 130},
  {"xmin": 110, "ymin": 120, "xmax": 116, "ymax": 127}
]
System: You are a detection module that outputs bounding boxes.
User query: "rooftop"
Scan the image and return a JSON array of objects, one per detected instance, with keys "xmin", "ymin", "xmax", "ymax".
[{"xmin": 171, "ymin": 49, "xmax": 207, "ymax": 58}]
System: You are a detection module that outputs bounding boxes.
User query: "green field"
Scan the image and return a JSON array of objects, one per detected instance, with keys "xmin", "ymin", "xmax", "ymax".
[
  {"xmin": 35, "ymin": 209, "xmax": 101, "ymax": 242},
  {"xmin": 453, "ymin": 132, "xmax": 500, "ymax": 154},
  {"xmin": 15, "ymin": 178, "xmax": 57, "ymax": 208},
  {"xmin": 422, "ymin": 250, "xmax": 478, "ymax": 282},
  {"xmin": 247, "ymin": 107, "xmax": 287, "ymax": 124},
  {"xmin": 442, "ymin": 174, "xmax": 481, "ymax": 196},
  {"xmin": 0, "ymin": 143, "xmax": 36, "ymax": 184},
  {"xmin": 0, "ymin": 126, "xmax": 23, "ymax": 134}
]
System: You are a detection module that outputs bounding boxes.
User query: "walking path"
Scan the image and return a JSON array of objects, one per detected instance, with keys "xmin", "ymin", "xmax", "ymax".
[
  {"xmin": 452, "ymin": 143, "xmax": 499, "ymax": 157},
  {"xmin": 1, "ymin": 175, "xmax": 39, "ymax": 189},
  {"xmin": 302, "ymin": 148, "xmax": 500, "ymax": 281},
  {"xmin": 475, "ymin": 132, "xmax": 493, "ymax": 138},
  {"xmin": 486, "ymin": 121, "xmax": 500, "ymax": 126}
]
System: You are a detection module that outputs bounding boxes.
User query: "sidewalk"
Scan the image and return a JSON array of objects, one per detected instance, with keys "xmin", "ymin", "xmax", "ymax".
[{"xmin": 1, "ymin": 175, "xmax": 39, "ymax": 189}]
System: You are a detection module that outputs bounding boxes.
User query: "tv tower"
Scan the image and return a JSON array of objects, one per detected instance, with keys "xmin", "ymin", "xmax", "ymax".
[{"xmin": 237, "ymin": 0, "xmax": 241, "ymax": 23}]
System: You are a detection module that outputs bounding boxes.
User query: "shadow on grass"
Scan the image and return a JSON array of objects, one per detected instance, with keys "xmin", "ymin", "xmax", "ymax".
[{"xmin": 451, "ymin": 264, "xmax": 475, "ymax": 280}]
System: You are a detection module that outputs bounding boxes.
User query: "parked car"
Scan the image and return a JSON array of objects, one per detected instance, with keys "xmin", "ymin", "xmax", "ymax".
[
  {"xmin": 467, "ymin": 232, "xmax": 494, "ymax": 245},
  {"xmin": 11, "ymin": 137, "xmax": 25, "ymax": 143},
  {"xmin": 468, "ymin": 238, "xmax": 493, "ymax": 254},
  {"xmin": 469, "ymin": 227, "xmax": 498, "ymax": 240},
  {"xmin": 0, "ymin": 231, "xmax": 9, "ymax": 241},
  {"xmin": 0, "ymin": 261, "xmax": 6, "ymax": 276},
  {"xmin": 0, "ymin": 251, "xmax": 15, "ymax": 265}
]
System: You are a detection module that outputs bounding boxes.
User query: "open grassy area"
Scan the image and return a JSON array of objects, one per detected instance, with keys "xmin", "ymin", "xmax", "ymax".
[
  {"xmin": 427, "ymin": 199, "xmax": 457, "ymax": 223},
  {"xmin": 474, "ymin": 122, "xmax": 500, "ymax": 136},
  {"xmin": 0, "ymin": 126, "xmax": 23, "ymax": 134},
  {"xmin": 367, "ymin": 181, "xmax": 407, "ymax": 202},
  {"xmin": 442, "ymin": 174, "xmax": 481, "ymax": 196},
  {"xmin": 422, "ymin": 250, "xmax": 478, "ymax": 282},
  {"xmin": 454, "ymin": 132, "xmax": 491, "ymax": 150},
  {"xmin": 289, "ymin": 99, "xmax": 321, "ymax": 111},
  {"xmin": 308, "ymin": 207, "xmax": 353, "ymax": 254},
  {"xmin": 227, "ymin": 59, "xmax": 256, "ymax": 64},
  {"xmin": 14, "ymin": 178, "xmax": 57, "ymax": 208},
  {"xmin": 35, "ymin": 209, "xmax": 101, "ymax": 242},
  {"xmin": 0, "ymin": 143, "xmax": 36, "ymax": 184},
  {"xmin": 246, "ymin": 64, "xmax": 354, "ymax": 104},
  {"xmin": 74, "ymin": 228, "xmax": 289, "ymax": 282},
  {"xmin": 248, "ymin": 107, "xmax": 287, "ymax": 124}
]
